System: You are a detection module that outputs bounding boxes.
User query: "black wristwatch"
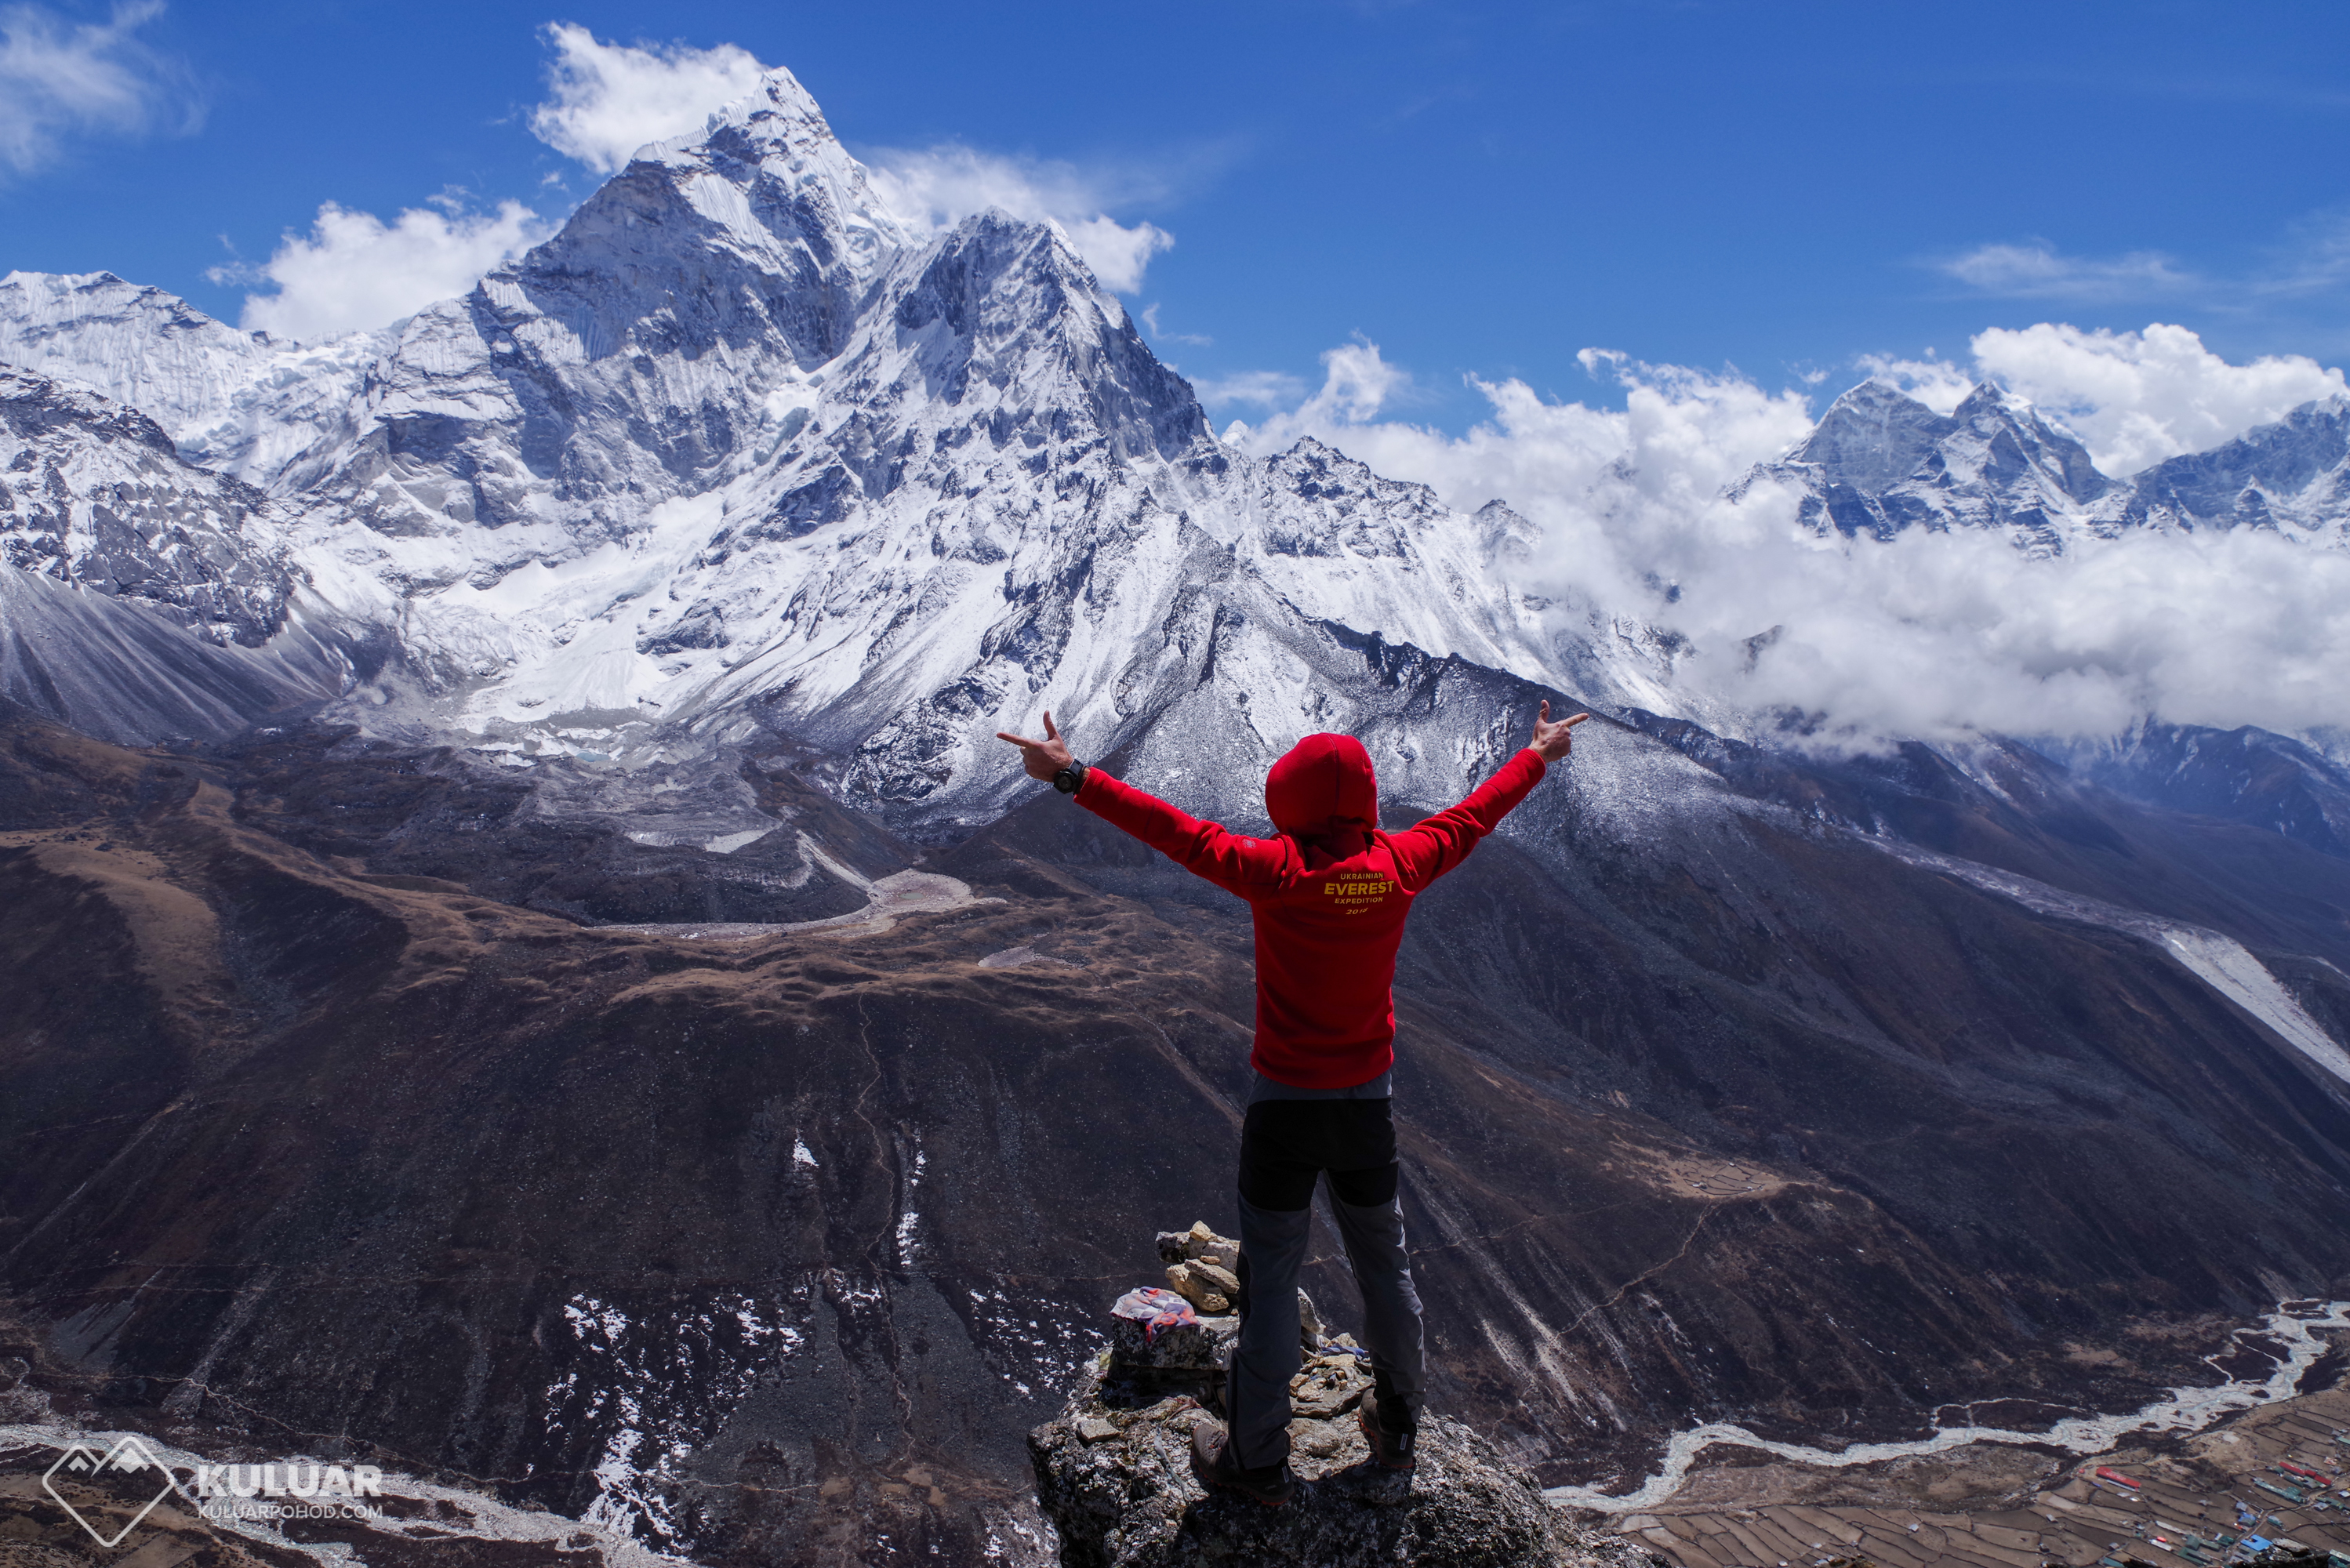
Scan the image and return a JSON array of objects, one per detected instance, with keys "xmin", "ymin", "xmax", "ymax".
[{"xmin": 1052, "ymin": 760, "xmax": 1089, "ymax": 794}]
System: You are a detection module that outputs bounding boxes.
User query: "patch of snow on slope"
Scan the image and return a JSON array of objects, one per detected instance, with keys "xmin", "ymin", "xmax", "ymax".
[{"xmin": 2156, "ymin": 928, "xmax": 2350, "ymax": 1085}]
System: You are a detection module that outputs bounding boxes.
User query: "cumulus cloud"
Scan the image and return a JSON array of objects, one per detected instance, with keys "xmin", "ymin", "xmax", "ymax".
[
  {"xmin": 1141, "ymin": 303, "xmax": 1211, "ymax": 347},
  {"xmin": 220, "ymin": 198, "xmax": 552, "ymax": 340},
  {"xmin": 1937, "ymin": 241, "xmax": 2198, "ymax": 300},
  {"xmin": 528, "ymin": 22, "xmax": 769, "ymax": 175},
  {"xmin": 1852, "ymin": 351, "xmax": 1977, "ymax": 416},
  {"xmin": 863, "ymin": 144, "xmax": 1174, "ymax": 292},
  {"xmin": 1970, "ymin": 322, "xmax": 2347, "ymax": 476},
  {"xmin": 0, "ymin": 0, "xmax": 199, "ymax": 175},
  {"xmin": 1195, "ymin": 369, "xmax": 1304, "ymax": 408},
  {"xmin": 1227, "ymin": 336, "xmax": 2350, "ymax": 746}
]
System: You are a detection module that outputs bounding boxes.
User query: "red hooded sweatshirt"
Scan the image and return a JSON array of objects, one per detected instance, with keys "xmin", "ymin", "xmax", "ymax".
[{"xmin": 1075, "ymin": 735, "xmax": 1548, "ymax": 1088}]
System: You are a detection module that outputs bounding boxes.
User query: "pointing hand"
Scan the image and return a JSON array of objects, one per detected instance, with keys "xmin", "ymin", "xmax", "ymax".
[
  {"xmin": 995, "ymin": 710, "xmax": 1077, "ymax": 782},
  {"xmin": 1530, "ymin": 699, "xmax": 1591, "ymax": 763}
]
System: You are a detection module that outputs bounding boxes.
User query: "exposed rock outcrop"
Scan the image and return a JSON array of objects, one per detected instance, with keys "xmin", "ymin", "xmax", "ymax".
[{"xmin": 1030, "ymin": 1221, "xmax": 1662, "ymax": 1568}]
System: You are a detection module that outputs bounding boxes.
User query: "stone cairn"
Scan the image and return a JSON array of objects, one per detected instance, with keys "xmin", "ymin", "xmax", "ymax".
[
  {"xmin": 1129, "ymin": 1220, "xmax": 1374, "ymax": 1429},
  {"xmin": 1027, "ymin": 1220, "xmax": 1660, "ymax": 1568}
]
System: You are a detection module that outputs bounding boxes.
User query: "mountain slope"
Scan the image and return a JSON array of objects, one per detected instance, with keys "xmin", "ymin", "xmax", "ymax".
[
  {"xmin": 0, "ymin": 368, "xmax": 351, "ymax": 742},
  {"xmin": 2121, "ymin": 392, "xmax": 2350, "ymax": 539},
  {"xmin": 1, "ymin": 367, "xmax": 292, "ymax": 645}
]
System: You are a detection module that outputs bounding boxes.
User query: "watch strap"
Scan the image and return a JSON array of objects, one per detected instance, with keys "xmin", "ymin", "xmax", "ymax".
[{"xmin": 1052, "ymin": 760, "xmax": 1089, "ymax": 794}]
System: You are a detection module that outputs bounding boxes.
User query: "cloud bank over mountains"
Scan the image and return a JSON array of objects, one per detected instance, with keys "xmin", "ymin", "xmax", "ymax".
[
  {"xmin": 214, "ymin": 197, "xmax": 553, "ymax": 341},
  {"xmin": 1226, "ymin": 328, "xmax": 2350, "ymax": 748}
]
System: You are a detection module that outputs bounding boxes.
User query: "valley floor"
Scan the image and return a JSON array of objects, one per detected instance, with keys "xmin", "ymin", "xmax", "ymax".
[{"xmin": 1602, "ymin": 1369, "xmax": 2350, "ymax": 1568}]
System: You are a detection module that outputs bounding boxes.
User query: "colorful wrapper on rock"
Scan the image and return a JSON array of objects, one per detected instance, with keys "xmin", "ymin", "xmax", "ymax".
[{"xmin": 1111, "ymin": 1287, "xmax": 1197, "ymax": 1343}]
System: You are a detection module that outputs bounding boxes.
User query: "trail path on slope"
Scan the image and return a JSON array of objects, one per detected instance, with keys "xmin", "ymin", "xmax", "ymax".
[{"xmin": 594, "ymin": 869, "xmax": 1002, "ymax": 942}]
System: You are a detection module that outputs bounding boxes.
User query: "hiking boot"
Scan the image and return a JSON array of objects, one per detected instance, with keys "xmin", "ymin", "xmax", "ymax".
[
  {"xmin": 1190, "ymin": 1419, "xmax": 1297, "ymax": 1507},
  {"xmin": 1357, "ymin": 1388, "xmax": 1418, "ymax": 1472}
]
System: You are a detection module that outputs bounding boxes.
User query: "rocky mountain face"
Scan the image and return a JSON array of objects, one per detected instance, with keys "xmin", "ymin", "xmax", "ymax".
[
  {"xmin": 0, "ymin": 368, "xmax": 351, "ymax": 745},
  {"xmin": 5, "ymin": 60, "xmax": 2350, "ymax": 1568},
  {"xmin": 2066, "ymin": 721, "xmax": 2350, "ymax": 860},
  {"xmin": 1735, "ymin": 376, "xmax": 2350, "ymax": 554},
  {"xmin": 1734, "ymin": 378, "xmax": 2112, "ymax": 550},
  {"xmin": 1026, "ymin": 1220, "xmax": 1651, "ymax": 1568},
  {"xmin": 0, "ymin": 367, "xmax": 291, "ymax": 645},
  {"xmin": 2122, "ymin": 392, "xmax": 2350, "ymax": 537},
  {"xmin": 0, "ymin": 268, "xmax": 382, "ymax": 492}
]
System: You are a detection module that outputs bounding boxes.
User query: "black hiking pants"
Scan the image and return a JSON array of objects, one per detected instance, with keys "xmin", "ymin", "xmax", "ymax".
[{"xmin": 1227, "ymin": 1098, "xmax": 1426, "ymax": 1469}]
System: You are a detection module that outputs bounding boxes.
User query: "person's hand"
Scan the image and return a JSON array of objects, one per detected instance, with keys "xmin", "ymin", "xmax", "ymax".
[
  {"xmin": 1530, "ymin": 699, "xmax": 1591, "ymax": 763},
  {"xmin": 995, "ymin": 710, "xmax": 1077, "ymax": 782}
]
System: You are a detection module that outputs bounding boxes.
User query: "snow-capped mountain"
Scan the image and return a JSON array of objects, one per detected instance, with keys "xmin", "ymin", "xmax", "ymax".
[
  {"xmin": 2121, "ymin": 391, "xmax": 2350, "ymax": 537},
  {"xmin": 9, "ymin": 60, "xmax": 2350, "ymax": 791},
  {"xmin": 1734, "ymin": 376, "xmax": 2350, "ymax": 553},
  {"xmin": 0, "ymin": 66, "xmax": 1583, "ymax": 814},
  {"xmin": 0, "ymin": 269, "xmax": 381, "ymax": 492},
  {"xmin": 1731, "ymin": 377, "xmax": 2113, "ymax": 550}
]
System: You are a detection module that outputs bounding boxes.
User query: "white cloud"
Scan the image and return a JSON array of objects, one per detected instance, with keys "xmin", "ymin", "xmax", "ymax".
[
  {"xmin": 1225, "ymin": 340, "xmax": 1809, "ymax": 542},
  {"xmin": 1141, "ymin": 303, "xmax": 1210, "ymax": 347},
  {"xmin": 1196, "ymin": 369, "xmax": 1303, "ymax": 409},
  {"xmin": 1938, "ymin": 241, "xmax": 2197, "ymax": 301},
  {"xmin": 0, "ymin": 0, "xmax": 198, "ymax": 175},
  {"xmin": 863, "ymin": 143, "xmax": 1174, "ymax": 292},
  {"xmin": 1635, "ymin": 499, "xmax": 2350, "ymax": 745},
  {"xmin": 1968, "ymin": 322, "xmax": 2347, "ymax": 476},
  {"xmin": 527, "ymin": 23, "xmax": 771, "ymax": 176},
  {"xmin": 1852, "ymin": 352, "xmax": 1977, "ymax": 416},
  {"xmin": 221, "ymin": 198, "xmax": 552, "ymax": 341},
  {"xmin": 1232, "ymin": 336, "xmax": 2350, "ymax": 746}
]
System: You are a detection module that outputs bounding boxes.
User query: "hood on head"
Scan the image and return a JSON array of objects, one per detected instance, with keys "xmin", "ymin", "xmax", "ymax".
[{"xmin": 1265, "ymin": 733, "xmax": 1378, "ymax": 840}]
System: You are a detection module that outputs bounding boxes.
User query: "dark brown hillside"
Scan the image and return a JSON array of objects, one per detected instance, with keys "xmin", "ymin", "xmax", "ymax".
[{"xmin": 3, "ymin": 702, "xmax": 2350, "ymax": 1566}]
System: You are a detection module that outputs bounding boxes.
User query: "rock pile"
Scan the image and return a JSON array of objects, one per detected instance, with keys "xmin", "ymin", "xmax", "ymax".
[
  {"xmin": 1158, "ymin": 1220, "xmax": 1242, "ymax": 1313},
  {"xmin": 1030, "ymin": 1220, "xmax": 1662, "ymax": 1568}
]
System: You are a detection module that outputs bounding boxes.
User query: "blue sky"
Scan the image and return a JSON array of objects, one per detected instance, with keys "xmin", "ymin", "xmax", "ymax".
[{"xmin": 3, "ymin": 0, "xmax": 2348, "ymax": 433}]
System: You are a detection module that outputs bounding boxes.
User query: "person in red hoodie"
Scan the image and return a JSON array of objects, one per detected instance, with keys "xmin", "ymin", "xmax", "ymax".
[{"xmin": 997, "ymin": 700, "xmax": 1592, "ymax": 1506}]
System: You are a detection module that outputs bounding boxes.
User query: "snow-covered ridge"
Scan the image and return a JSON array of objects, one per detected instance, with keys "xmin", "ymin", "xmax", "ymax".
[
  {"xmin": 0, "ymin": 366, "xmax": 290, "ymax": 647},
  {"xmin": 0, "ymin": 65, "xmax": 1587, "ymax": 789},
  {"xmin": 1736, "ymin": 376, "xmax": 2350, "ymax": 552}
]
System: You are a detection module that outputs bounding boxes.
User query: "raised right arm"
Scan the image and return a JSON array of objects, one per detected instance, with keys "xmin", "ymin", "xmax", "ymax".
[
  {"xmin": 994, "ymin": 710, "xmax": 1294, "ymax": 893},
  {"xmin": 1075, "ymin": 769, "xmax": 1296, "ymax": 893}
]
